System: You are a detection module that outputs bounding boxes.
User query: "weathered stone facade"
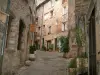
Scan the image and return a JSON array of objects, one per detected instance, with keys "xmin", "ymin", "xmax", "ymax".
[
  {"xmin": 2, "ymin": 0, "xmax": 35, "ymax": 74},
  {"xmin": 93, "ymin": 0, "xmax": 100, "ymax": 74},
  {"xmin": 36, "ymin": 0, "xmax": 68, "ymax": 51},
  {"xmin": 67, "ymin": 0, "xmax": 90, "ymax": 57},
  {"xmin": 71, "ymin": 0, "xmax": 100, "ymax": 74}
]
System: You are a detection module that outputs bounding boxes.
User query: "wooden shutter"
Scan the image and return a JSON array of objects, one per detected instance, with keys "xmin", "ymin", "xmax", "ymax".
[{"xmin": 30, "ymin": 24, "xmax": 35, "ymax": 32}]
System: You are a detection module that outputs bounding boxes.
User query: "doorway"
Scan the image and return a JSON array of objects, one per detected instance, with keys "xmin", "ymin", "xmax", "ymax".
[
  {"xmin": 55, "ymin": 38, "xmax": 58, "ymax": 51},
  {"xmin": 89, "ymin": 8, "xmax": 96, "ymax": 75},
  {"xmin": 17, "ymin": 19, "xmax": 25, "ymax": 50},
  {"xmin": 47, "ymin": 40, "xmax": 51, "ymax": 51}
]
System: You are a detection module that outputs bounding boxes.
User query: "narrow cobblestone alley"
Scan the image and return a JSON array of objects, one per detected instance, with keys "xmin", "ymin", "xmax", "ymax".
[{"xmin": 16, "ymin": 51, "xmax": 68, "ymax": 75}]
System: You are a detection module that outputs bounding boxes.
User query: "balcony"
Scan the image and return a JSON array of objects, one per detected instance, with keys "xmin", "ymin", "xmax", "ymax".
[{"xmin": 62, "ymin": 14, "xmax": 68, "ymax": 22}]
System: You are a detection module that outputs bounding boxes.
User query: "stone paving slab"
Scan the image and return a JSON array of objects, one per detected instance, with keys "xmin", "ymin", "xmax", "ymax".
[{"xmin": 16, "ymin": 51, "xmax": 68, "ymax": 75}]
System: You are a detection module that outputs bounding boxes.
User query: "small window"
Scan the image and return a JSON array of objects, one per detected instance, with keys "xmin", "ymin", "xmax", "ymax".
[
  {"xmin": 44, "ymin": 13, "xmax": 50, "ymax": 20},
  {"xmin": 38, "ymin": 27, "xmax": 40, "ymax": 30},
  {"xmin": 43, "ymin": 25, "xmax": 45, "ymax": 30},
  {"xmin": 63, "ymin": 7, "xmax": 67, "ymax": 15},
  {"xmin": 62, "ymin": 23, "xmax": 65, "ymax": 31},
  {"xmin": 50, "ymin": 10, "xmax": 53, "ymax": 18},
  {"xmin": 43, "ymin": 25, "xmax": 45, "ymax": 27},
  {"xmin": 55, "ymin": 0, "xmax": 58, "ymax": 1},
  {"xmin": 48, "ymin": 26, "xmax": 51, "ymax": 34}
]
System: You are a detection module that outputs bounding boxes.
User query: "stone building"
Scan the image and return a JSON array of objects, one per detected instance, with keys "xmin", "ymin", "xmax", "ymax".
[
  {"xmin": 0, "ymin": 0, "xmax": 9, "ymax": 74},
  {"xmin": 68, "ymin": 0, "xmax": 100, "ymax": 74},
  {"xmin": 67, "ymin": 0, "xmax": 90, "ymax": 57},
  {"xmin": 87, "ymin": 0, "xmax": 100, "ymax": 74},
  {"xmin": 2, "ymin": 0, "xmax": 36, "ymax": 75},
  {"xmin": 36, "ymin": 0, "xmax": 68, "ymax": 51}
]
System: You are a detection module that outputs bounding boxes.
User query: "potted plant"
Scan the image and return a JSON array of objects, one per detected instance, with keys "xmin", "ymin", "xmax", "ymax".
[
  {"xmin": 77, "ymin": 52, "xmax": 88, "ymax": 75},
  {"xmin": 75, "ymin": 26, "xmax": 85, "ymax": 56},
  {"xmin": 59, "ymin": 36, "xmax": 69, "ymax": 58},
  {"xmin": 75, "ymin": 25, "xmax": 88, "ymax": 75},
  {"xmin": 29, "ymin": 44, "xmax": 36, "ymax": 61},
  {"xmin": 68, "ymin": 58, "xmax": 77, "ymax": 75}
]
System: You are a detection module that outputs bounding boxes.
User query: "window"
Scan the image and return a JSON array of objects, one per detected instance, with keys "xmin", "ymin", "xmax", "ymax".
[
  {"xmin": 43, "ymin": 25, "xmax": 45, "ymax": 30},
  {"xmin": 62, "ymin": 23, "xmax": 65, "ymax": 31},
  {"xmin": 55, "ymin": 0, "xmax": 58, "ymax": 1},
  {"xmin": 38, "ymin": 27, "xmax": 40, "ymax": 31},
  {"xmin": 36, "ymin": 17, "xmax": 38, "ymax": 25},
  {"xmin": 56, "ymin": 19, "xmax": 58, "ymax": 25},
  {"xmin": 36, "ymin": 17, "xmax": 38, "ymax": 22},
  {"xmin": 50, "ymin": 10, "xmax": 53, "ymax": 18},
  {"xmin": 63, "ymin": 7, "xmax": 67, "ymax": 15},
  {"xmin": 48, "ymin": 26, "xmax": 51, "ymax": 34}
]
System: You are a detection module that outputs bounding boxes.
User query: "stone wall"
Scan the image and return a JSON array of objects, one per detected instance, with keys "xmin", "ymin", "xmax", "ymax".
[
  {"xmin": 67, "ymin": 0, "xmax": 90, "ymax": 58},
  {"xmin": 95, "ymin": 0, "xmax": 100, "ymax": 74},
  {"xmin": 96, "ymin": 0, "xmax": 100, "ymax": 62},
  {"xmin": 36, "ymin": 0, "xmax": 69, "ymax": 50},
  {"xmin": 2, "ymin": 0, "xmax": 34, "ymax": 74}
]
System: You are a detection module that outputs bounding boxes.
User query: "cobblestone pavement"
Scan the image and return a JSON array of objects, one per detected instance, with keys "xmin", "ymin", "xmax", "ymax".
[{"xmin": 17, "ymin": 50, "xmax": 68, "ymax": 75}]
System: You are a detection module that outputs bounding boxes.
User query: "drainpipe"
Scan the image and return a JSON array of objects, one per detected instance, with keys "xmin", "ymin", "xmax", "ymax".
[{"xmin": 0, "ymin": 0, "xmax": 10, "ymax": 74}]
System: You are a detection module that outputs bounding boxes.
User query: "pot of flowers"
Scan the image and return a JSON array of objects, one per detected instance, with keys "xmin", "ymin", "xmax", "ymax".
[
  {"xmin": 29, "ymin": 45, "xmax": 36, "ymax": 61},
  {"xmin": 77, "ymin": 52, "xmax": 88, "ymax": 75},
  {"xmin": 68, "ymin": 58, "xmax": 77, "ymax": 75}
]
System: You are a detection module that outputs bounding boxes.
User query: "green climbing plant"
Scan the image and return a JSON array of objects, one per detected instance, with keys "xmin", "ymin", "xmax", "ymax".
[
  {"xmin": 59, "ymin": 36, "xmax": 69, "ymax": 53},
  {"xmin": 76, "ymin": 26, "xmax": 84, "ymax": 47},
  {"xmin": 75, "ymin": 26, "xmax": 85, "ymax": 56},
  {"xmin": 59, "ymin": 36, "xmax": 69, "ymax": 58}
]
